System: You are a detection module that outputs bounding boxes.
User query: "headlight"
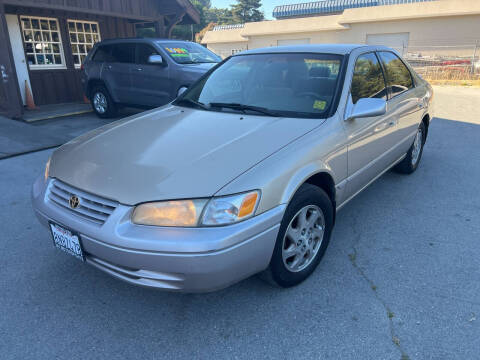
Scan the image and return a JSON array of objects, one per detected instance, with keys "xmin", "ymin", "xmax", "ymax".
[
  {"xmin": 201, "ymin": 191, "xmax": 260, "ymax": 226},
  {"xmin": 131, "ymin": 190, "xmax": 260, "ymax": 227},
  {"xmin": 44, "ymin": 157, "xmax": 51, "ymax": 182},
  {"xmin": 132, "ymin": 200, "xmax": 207, "ymax": 227}
]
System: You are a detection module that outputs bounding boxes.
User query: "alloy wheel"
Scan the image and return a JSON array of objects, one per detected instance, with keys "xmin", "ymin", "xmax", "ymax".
[
  {"xmin": 282, "ymin": 205, "xmax": 325, "ymax": 273},
  {"xmin": 93, "ymin": 92, "xmax": 108, "ymax": 114},
  {"xmin": 411, "ymin": 127, "xmax": 423, "ymax": 166}
]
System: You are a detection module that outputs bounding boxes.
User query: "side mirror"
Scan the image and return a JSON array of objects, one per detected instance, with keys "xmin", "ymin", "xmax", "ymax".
[
  {"xmin": 148, "ymin": 55, "xmax": 163, "ymax": 65},
  {"xmin": 177, "ymin": 86, "xmax": 188, "ymax": 97},
  {"xmin": 346, "ymin": 98, "xmax": 386, "ymax": 121}
]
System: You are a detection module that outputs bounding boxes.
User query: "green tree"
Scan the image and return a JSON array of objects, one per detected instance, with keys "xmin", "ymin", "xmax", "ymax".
[
  {"xmin": 231, "ymin": 0, "xmax": 264, "ymax": 23},
  {"xmin": 205, "ymin": 7, "xmax": 235, "ymax": 25},
  {"xmin": 172, "ymin": 0, "xmax": 212, "ymax": 40}
]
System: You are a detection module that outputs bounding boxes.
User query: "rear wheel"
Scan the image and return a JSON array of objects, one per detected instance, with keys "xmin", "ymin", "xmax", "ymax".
[
  {"xmin": 394, "ymin": 122, "xmax": 426, "ymax": 174},
  {"xmin": 90, "ymin": 85, "xmax": 117, "ymax": 118},
  {"xmin": 263, "ymin": 183, "xmax": 334, "ymax": 288}
]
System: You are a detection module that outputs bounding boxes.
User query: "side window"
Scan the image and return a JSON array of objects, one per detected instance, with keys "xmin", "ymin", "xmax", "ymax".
[
  {"xmin": 92, "ymin": 45, "xmax": 113, "ymax": 62},
  {"xmin": 137, "ymin": 44, "xmax": 160, "ymax": 65},
  {"xmin": 351, "ymin": 53, "xmax": 387, "ymax": 104},
  {"xmin": 378, "ymin": 51, "xmax": 414, "ymax": 98},
  {"xmin": 110, "ymin": 43, "xmax": 136, "ymax": 64}
]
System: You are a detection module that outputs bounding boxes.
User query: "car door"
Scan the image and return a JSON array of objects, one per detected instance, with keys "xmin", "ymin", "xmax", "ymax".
[
  {"xmin": 101, "ymin": 43, "xmax": 136, "ymax": 104},
  {"xmin": 343, "ymin": 52, "xmax": 399, "ymax": 200},
  {"xmin": 131, "ymin": 43, "xmax": 172, "ymax": 107},
  {"xmin": 377, "ymin": 51, "xmax": 424, "ymax": 156}
]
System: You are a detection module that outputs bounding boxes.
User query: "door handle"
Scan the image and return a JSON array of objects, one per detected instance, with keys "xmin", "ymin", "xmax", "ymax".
[
  {"xmin": 135, "ymin": 68, "xmax": 143, "ymax": 71},
  {"xmin": 417, "ymin": 103, "xmax": 424, "ymax": 109},
  {"xmin": 1, "ymin": 66, "xmax": 8, "ymax": 82},
  {"xmin": 105, "ymin": 65, "xmax": 112, "ymax": 70}
]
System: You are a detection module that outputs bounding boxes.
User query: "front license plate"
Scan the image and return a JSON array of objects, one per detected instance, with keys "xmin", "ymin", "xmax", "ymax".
[{"xmin": 49, "ymin": 222, "xmax": 85, "ymax": 262}]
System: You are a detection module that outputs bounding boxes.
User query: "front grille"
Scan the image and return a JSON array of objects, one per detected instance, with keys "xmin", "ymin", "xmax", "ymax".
[{"xmin": 47, "ymin": 179, "xmax": 118, "ymax": 225}]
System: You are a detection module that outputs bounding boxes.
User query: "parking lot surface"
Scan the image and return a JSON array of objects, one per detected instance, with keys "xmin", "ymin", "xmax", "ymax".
[{"xmin": 0, "ymin": 86, "xmax": 479, "ymax": 359}]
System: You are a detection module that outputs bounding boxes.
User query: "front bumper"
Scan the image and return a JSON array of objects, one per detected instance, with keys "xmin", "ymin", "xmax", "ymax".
[{"xmin": 32, "ymin": 176, "xmax": 284, "ymax": 292}]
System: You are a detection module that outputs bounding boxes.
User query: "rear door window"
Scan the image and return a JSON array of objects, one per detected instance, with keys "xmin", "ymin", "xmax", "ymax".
[
  {"xmin": 378, "ymin": 51, "xmax": 414, "ymax": 98},
  {"xmin": 351, "ymin": 53, "xmax": 387, "ymax": 104},
  {"xmin": 92, "ymin": 45, "xmax": 113, "ymax": 62},
  {"xmin": 110, "ymin": 43, "xmax": 136, "ymax": 63}
]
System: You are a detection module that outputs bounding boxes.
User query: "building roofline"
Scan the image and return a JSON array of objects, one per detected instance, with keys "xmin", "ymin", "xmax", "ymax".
[{"xmin": 202, "ymin": 0, "xmax": 480, "ymax": 44}]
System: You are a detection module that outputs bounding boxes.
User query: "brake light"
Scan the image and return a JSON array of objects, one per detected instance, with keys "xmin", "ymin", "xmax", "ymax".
[{"xmin": 80, "ymin": 64, "xmax": 84, "ymax": 71}]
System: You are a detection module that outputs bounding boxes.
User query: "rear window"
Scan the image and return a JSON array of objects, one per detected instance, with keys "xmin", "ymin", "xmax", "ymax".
[{"xmin": 92, "ymin": 45, "xmax": 113, "ymax": 62}]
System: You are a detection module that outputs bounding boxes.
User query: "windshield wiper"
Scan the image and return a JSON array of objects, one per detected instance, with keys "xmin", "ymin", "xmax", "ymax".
[
  {"xmin": 175, "ymin": 98, "xmax": 210, "ymax": 110},
  {"xmin": 208, "ymin": 102, "xmax": 281, "ymax": 117}
]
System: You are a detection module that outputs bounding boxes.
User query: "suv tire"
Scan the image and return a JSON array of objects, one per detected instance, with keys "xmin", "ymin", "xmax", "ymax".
[{"xmin": 90, "ymin": 85, "xmax": 117, "ymax": 118}]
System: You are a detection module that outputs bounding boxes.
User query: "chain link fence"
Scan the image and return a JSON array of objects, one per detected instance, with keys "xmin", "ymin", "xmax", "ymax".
[
  {"xmin": 402, "ymin": 42, "xmax": 480, "ymax": 81},
  {"xmin": 210, "ymin": 41, "xmax": 480, "ymax": 81}
]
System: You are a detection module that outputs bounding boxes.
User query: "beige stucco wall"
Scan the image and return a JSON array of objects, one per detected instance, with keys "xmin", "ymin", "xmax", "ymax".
[{"xmin": 202, "ymin": 0, "xmax": 480, "ymax": 58}]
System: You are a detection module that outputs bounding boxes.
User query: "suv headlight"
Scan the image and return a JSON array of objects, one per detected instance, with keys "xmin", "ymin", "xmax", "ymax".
[{"xmin": 131, "ymin": 191, "xmax": 260, "ymax": 227}]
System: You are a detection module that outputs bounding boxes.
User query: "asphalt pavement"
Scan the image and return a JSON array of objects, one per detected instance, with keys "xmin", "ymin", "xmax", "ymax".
[
  {"xmin": 0, "ymin": 86, "xmax": 479, "ymax": 359},
  {"xmin": 0, "ymin": 107, "xmax": 139, "ymax": 159}
]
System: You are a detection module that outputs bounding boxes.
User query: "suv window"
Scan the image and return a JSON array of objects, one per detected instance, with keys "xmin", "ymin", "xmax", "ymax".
[
  {"xmin": 137, "ymin": 44, "xmax": 160, "ymax": 65},
  {"xmin": 351, "ymin": 53, "xmax": 387, "ymax": 104},
  {"xmin": 110, "ymin": 43, "xmax": 136, "ymax": 63},
  {"xmin": 378, "ymin": 51, "xmax": 414, "ymax": 98},
  {"xmin": 92, "ymin": 45, "xmax": 113, "ymax": 62}
]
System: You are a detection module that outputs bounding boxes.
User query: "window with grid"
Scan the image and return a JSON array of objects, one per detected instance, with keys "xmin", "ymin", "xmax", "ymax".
[
  {"xmin": 20, "ymin": 16, "xmax": 65, "ymax": 69},
  {"xmin": 68, "ymin": 20, "xmax": 101, "ymax": 68}
]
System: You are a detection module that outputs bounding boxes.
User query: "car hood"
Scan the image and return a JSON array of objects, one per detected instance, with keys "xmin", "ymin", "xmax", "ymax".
[{"xmin": 50, "ymin": 106, "xmax": 321, "ymax": 205}]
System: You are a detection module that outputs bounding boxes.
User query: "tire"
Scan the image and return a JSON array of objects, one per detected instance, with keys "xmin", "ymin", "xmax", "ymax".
[
  {"xmin": 90, "ymin": 85, "xmax": 117, "ymax": 118},
  {"xmin": 394, "ymin": 121, "xmax": 426, "ymax": 174},
  {"xmin": 263, "ymin": 183, "xmax": 334, "ymax": 288}
]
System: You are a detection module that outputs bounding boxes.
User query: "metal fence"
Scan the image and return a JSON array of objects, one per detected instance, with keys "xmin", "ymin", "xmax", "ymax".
[
  {"xmin": 402, "ymin": 42, "xmax": 480, "ymax": 80},
  {"xmin": 211, "ymin": 41, "xmax": 480, "ymax": 80}
]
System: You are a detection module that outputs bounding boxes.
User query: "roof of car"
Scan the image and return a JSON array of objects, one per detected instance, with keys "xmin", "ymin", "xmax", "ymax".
[
  {"xmin": 98, "ymin": 38, "xmax": 197, "ymax": 44},
  {"xmin": 237, "ymin": 44, "xmax": 370, "ymax": 56}
]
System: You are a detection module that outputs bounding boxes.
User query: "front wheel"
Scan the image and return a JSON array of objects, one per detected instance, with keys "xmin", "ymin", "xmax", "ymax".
[
  {"xmin": 394, "ymin": 122, "xmax": 426, "ymax": 174},
  {"xmin": 263, "ymin": 183, "xmax": 334, "ymax": 288}
]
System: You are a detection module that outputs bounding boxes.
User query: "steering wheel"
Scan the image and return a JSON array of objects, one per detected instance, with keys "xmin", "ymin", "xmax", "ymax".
[{"xmin": 297, "ymin": 91, "xmax": 321, "ymax": 99}]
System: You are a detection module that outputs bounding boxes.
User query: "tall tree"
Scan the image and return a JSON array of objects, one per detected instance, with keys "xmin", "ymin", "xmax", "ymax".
[
  {"xmin": 231, "ymin": 0, "xmax": 264, "ymax": 23},
  {"xmin": 172, "ymin": 0, "xmax": 212, "ymax": 40}
]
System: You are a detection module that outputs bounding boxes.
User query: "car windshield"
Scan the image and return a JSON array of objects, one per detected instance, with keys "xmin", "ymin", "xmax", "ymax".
[
  {"xmin": 159, "ymin": 42, "xmax": 221, "ymax": 64},
  {"xmin": 175, "ymin": 53, "xmax": 343, "ymax": 118}
]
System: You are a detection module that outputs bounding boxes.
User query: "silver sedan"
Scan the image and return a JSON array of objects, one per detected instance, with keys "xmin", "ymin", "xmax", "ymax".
[{"xmin": 32, "ymin": 44, "xmax": 433, "ymax": 292}]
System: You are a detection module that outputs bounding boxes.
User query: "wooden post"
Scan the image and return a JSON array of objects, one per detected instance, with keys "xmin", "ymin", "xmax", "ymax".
[
  {"xmin": 165, "ymin": 13, "xmax": 185, "ymax": 39},
  {"xmin": 154, "ymin": 17, "xmax": 166, "ymax": 38},
  {"xmin": 0, "ymin": 1, "xmax": 23, "ymax": 118}
]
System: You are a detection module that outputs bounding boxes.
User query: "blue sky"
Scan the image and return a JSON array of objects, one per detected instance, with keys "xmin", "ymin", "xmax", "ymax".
[{"xmin": 210, "ymin": 0, "xmax": 303, "ymax": 20}]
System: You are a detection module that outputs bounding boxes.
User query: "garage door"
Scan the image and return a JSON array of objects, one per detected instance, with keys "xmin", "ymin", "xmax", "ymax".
[
  {"xmin": 277, "ymin": 38, "xmax": 310, "ymax": 46},
  {"xmin": 366, "ymin": 33, "xmax": 409, "ymax": 55}
]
